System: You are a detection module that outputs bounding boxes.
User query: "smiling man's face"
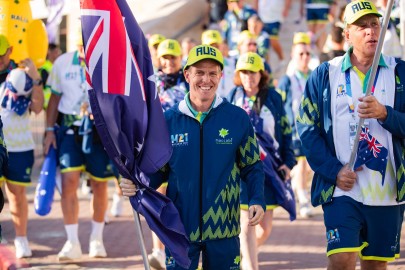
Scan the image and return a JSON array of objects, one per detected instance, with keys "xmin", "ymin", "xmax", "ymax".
[{"xmin": 184, "ymin": 59, "xmax": 222, "ymax": 105}]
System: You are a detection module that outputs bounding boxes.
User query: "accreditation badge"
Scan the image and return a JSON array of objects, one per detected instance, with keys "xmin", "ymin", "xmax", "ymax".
[{"xmin": 349, "ymin": 121, "xmax": 369, "ymax": 151}]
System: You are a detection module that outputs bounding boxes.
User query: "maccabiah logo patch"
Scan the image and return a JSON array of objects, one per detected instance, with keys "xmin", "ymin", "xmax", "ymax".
[
  {"xmin": 216, "ymin": 128, "xmax": 233, "ymax": 145},
  {"xmin": 326, "ymin": 228, "xmax": 340, "ymax": 245}
]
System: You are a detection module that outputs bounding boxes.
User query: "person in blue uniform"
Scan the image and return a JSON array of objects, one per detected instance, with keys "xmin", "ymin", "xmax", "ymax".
[
  {"xmin": 297, "ymin": 1, "xmax": 405, "ymax": 269},
  {"xmin": 120, "ymin": 45, "xmax": 265, "ymax": 270}
]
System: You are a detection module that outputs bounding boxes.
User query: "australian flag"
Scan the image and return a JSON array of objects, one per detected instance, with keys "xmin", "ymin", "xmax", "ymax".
[
  {"xmin": 80, "ymin": 0, "xmax": 190, "ymax": 268},
  {"xmin": 354, "ymin": 126, "xmax": 388, "ymax": 185}
]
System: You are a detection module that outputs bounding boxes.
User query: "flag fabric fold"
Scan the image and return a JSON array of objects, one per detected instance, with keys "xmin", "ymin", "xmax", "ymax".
[
  {"xmin": 354, "ymin": 126, "xmax": 388, "ymax": 185},
  {"xmin": 249, "ymin": 111, "xmax": 296, "ymax": 221},
  {"xmin": 80, "ymin": 0, "xmax": 190, "ymax": 267}
]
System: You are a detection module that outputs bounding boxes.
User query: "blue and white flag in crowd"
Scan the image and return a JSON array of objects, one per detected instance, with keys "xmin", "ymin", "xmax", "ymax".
[{"xmin": 79, "ymin": 0, "xmax": 190, "ymax": 267}]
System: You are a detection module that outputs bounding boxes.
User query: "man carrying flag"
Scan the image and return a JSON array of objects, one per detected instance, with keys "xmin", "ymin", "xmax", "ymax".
[
  {"xmin": 120, "ymin": 44, "xmax": 265, "ymax": 269},
  {"xmin": 296, "ymin": 1, "xmax": 405, "ymax": 269}
]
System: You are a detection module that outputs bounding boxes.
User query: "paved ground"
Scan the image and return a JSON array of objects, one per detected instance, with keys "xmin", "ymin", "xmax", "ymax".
[
  {"xmin": 1, "ymin": 112, "xmax": 405, "ymax": 270},
  {"xmin": 1, "ymin": 190, "xmax": 405, "ymax": 270}
]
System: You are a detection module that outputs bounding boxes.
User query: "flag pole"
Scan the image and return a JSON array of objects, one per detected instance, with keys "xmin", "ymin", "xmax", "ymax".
[
  {"xmin": 401, "ymin": 0, "xmax": 405, "ymax": 59},
  {"xmin": 132, "ymin": 209, "xmax": 151, "ymax": 270},
  {"xmin": 348, "ymin": 0, "xmax": 395, "ymax": 170}
]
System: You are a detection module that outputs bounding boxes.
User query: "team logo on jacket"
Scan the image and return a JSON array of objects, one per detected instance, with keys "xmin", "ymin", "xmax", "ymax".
[
  {"xmin": 336, "ymin": 84, "xmax": 346, "ymax": 97},
  {"xmin": 171, "ymin": 133, "xmax": 188, "ymax": 147},
  {"xmin": 216, "ymin": 128, "xmax": 233, "ymax": 145}
]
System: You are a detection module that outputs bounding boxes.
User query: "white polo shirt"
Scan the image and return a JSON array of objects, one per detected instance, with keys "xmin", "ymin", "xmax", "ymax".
[
  {"xmin": 47, "ymin": 51, "xmax": 88, "ymax": 116},
  {"xmin": 330, "ymin": 53, "xmax": 398, "ymax": 205},
  {"xmin": 258, "ymin": 0, "xmax": 284, "ymax": 23}
]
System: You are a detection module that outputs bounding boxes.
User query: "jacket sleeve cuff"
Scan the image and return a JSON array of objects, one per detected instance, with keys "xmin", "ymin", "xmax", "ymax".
[
  {"xmin": 379, "ymin": 105, "xmax": 392, "ymax": 126},
  {"xmin": 323, "ymin": 162, "xmax": 343, "ymax": 185},
  {"xmin": 249, "ymin": 200, "xmax": 266, "ymax": 213}
]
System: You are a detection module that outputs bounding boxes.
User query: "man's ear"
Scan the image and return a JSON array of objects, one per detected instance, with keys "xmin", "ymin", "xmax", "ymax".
[
  {"xmin": 184, "ymin": 69, "xmax": 190, "ymax": 83},
  {"xmin": 344, "ymin": 28, "xmax": 350, "ymax": 45}
]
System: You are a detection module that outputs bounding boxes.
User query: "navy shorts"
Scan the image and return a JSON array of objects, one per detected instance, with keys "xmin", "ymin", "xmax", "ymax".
[
  {"xmin": 165, "ymin": 237, "xmax": 240, "ymax": 270},
  {"xmin": 58, "ymin": 130, "xmax": 115, "ymax": 181},
  {"xmin": 262, "ymin": 22, "xmax": 281, "ymax": 39},
  {"xmin": 1, "ymin": 150, "xmax": 34, "ymax": 186},
  {"xmin": 306, "ymin": 8, "xmax": 329, "ymax": 24},
  {"xmin": 322, "ymin": 196, "xmax": 403, "ymax": 261}
]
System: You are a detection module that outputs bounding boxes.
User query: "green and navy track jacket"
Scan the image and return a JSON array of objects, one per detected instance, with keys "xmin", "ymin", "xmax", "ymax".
[
  {"xmin": 149, "ymin": 95, "xmax": 265, "ymax": 242},
  {"xmin": 296, "ymin": 55, "xmax": 405, "ymax": 207}
]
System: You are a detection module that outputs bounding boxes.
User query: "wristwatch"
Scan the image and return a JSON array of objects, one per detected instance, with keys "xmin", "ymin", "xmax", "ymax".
[{"xmin": 33, "ymin": 78, "xmax": 43, "ymax": 86}]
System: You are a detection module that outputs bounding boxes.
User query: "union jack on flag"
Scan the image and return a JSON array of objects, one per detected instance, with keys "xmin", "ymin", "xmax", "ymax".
[
  {"xmin": 359, "ymin": 127, "xmax": 383, "ymax": 158},
  {"xmin": 354, "ymin": 126, "xmax": 389, "ymax": 185},
  {"xmin": 81, "ymin": 1, "xmax": 145, "ymax": 98}
]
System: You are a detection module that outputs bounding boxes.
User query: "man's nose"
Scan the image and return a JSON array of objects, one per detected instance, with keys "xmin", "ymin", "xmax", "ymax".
[
  {"xmin": 366, "ymin": 24, "xmax": 376, "ymax": 35},
  {"xmin": 201, "ymin": 73, "xmax": 210, "ymax": 82}
]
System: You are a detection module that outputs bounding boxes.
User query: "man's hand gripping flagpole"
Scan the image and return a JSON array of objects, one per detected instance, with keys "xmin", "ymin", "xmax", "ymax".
[{"xmin": 348, "ymin": 0, "xmax": 394, "ymax": 170}]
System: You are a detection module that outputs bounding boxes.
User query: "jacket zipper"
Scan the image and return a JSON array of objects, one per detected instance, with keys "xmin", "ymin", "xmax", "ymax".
[{"xmin": 199, "ymin": 123, "xmax": 203, "ymax": 241}]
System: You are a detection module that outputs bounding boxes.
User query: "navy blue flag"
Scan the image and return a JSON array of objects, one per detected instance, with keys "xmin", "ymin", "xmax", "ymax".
[
  {"xmin": 354, "ymin": 126, "xmax": 388, "ymax": 185},
  {"xmin": 249, "ymin": 111, "xmax": 296, "ymax": 221},
  {"xmin": 80, "ymin": 0, "xmax": 190, "ymax": 268}
]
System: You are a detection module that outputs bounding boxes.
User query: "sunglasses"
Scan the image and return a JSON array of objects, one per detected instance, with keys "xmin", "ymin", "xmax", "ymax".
[{"xmin": 248, "ymin": 42, "xmax": 257, "ymax": 46}]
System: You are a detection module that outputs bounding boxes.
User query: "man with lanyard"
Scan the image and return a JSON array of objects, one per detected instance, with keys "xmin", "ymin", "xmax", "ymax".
[
  {"xmin": 296, "ymin": 1, "xmax": 405, "ymax": 269},
  {"xmin": 43, "ymin": 27, "xmax": 116, "ymax": 261},
  {"xmin": 120, "ymin": 44, "xmax": 265, "ymax": 269},
  {"xmin": 278, "ymin": 32, "xmax": 314, "ymax": 218}
]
